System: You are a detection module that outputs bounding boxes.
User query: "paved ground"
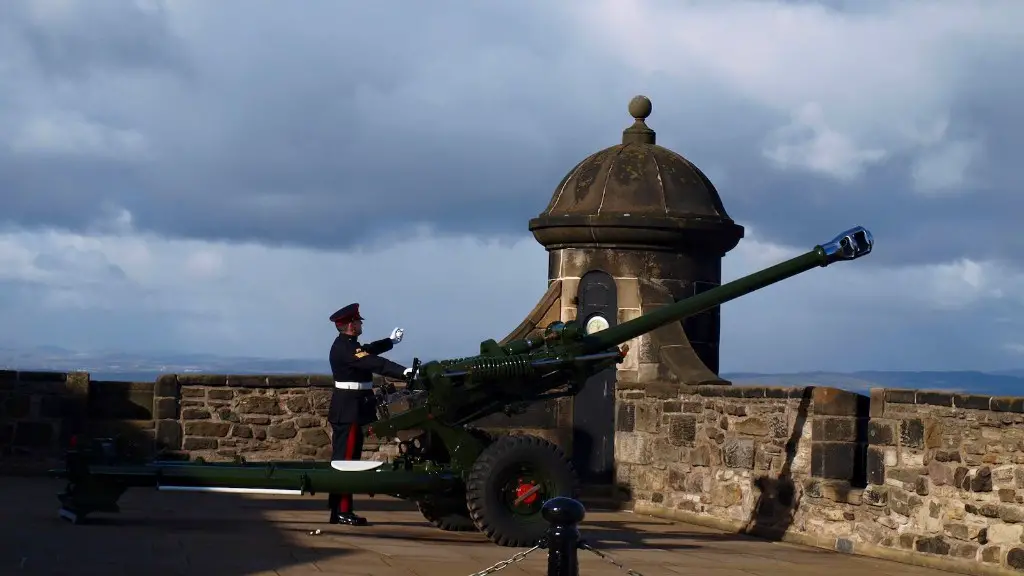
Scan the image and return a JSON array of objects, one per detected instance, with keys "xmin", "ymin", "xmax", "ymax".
[{"xmin": 1, "ymin": 477, "xmax": 955, "ymax": 576}]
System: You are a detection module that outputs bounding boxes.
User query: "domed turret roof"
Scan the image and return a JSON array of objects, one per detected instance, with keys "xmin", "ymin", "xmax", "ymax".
[{"xmin": 529, "ymin": 96, "xmax": 744, "ymax": 254}]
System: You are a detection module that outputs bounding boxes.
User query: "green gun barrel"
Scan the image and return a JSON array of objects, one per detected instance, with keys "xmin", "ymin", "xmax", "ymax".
[
  {"xmin": 580, "ymin": 226, "xmax": 873, "ymax": 354},
  {"xmin": 79, "ymin": 461, "xmax": 458, "ymax": 496}
]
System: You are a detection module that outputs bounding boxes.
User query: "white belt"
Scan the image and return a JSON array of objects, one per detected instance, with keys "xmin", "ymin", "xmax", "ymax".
[{"xmin": 334, "ymin": 381, "xmax": 373, "ymax": 391}]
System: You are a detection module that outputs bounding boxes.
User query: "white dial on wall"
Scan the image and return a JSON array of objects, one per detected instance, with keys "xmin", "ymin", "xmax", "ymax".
[{"xmin": 585, "ymin": 314, "xmax": 610, "ymax": 335}]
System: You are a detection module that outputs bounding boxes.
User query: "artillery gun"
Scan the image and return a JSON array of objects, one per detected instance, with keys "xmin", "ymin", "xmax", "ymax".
[{"xmin": 51, "ymin": 227, "xmax": 873, "ymax": 547}]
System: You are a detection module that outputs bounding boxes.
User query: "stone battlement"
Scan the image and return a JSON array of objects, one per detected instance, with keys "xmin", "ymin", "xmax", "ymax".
[
  {"xmin": 618, "ymin": 383, "xmax": 1024, "ymax": 575},
  {"xmin": 4, "ymin": 369, "xmax": 1024, "ymax": 574}
]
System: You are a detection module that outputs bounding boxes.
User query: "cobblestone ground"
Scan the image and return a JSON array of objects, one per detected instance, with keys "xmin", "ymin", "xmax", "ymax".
[{"xmin": 1, "ymin": 477, "xmax": 954, "ymax": 575}]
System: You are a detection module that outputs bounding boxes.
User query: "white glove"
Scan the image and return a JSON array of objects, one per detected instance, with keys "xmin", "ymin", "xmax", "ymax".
[
  {"xmin": 403, "ymin": 367, "xmax": 413, "ymax": 377},
  {"xmin": 390, "ymin": 327, "xmax": 404, "ymax": 344}
]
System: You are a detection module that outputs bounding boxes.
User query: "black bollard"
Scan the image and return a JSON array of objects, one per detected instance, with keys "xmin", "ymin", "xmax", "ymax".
[{"xmin": 541, "ymin": 496, "xmax": 586, "ymax": 576}]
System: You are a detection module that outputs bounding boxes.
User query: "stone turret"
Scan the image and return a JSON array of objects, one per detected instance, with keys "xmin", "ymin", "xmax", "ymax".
[{"xmin": 528, "ymin": 95, "xmax": 744, "ymax": 387}]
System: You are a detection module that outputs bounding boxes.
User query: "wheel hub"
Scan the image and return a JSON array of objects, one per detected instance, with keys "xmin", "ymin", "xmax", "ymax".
[{"xmin": 514, "ymin": 480, "xmax": 539, "ymax": 505}]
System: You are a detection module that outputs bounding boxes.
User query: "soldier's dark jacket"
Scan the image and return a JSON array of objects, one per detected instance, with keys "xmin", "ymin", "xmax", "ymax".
[{"xmin": 328, "ymin": 334, "xmax": 407, "ymax": 425}]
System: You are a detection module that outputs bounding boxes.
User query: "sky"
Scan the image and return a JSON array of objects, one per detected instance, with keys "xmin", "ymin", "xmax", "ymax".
[{"xmin": 1, "ymin": 0, "xmax": 1022, "ymax": 374}]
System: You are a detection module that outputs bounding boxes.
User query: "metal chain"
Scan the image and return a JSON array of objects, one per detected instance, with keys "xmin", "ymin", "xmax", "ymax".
[
  {"xmin": 466, "ymin": 545, "xmax": 541, "ymax": 576},
  {"xmin": 580, "ymin": 541, "xmax": 647, "ymax": 576}
]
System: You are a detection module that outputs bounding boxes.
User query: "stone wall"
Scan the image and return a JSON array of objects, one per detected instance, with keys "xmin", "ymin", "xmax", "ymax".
[
  {"xmin": 12, "ymin": 366, "xmax": 1024, "ymax": 573},
  {"xmin": 1, "ymin": 369, "xmax": 163, "ymax": 473},
  {"xmin": 621, "ymin": 383, "xmax": 1024, "ymax": 575},
  {"xmin": 0, "ymin": 369, "xmax": 568, "ymax": 471},
  {"xmin": 161, "ymin": 373, "xmax": 571, "ymax": 463},
  {"xmin": 156, "ymin": 373, "xmax": 412, "ymax": 463}
]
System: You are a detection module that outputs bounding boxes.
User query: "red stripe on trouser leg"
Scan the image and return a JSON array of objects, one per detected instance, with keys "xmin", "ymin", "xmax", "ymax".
[{"xmin": 338, "ymin": 422, "xmax": 359, "ymax": 514}]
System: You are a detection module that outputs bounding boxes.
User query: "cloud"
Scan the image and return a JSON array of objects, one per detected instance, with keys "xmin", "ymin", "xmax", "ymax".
[
  {"xmin": 0, "ymin": 0, "xmax": 1022, "ymax": 372},
  {"xmin": 0, "ymin": 0, "xmax": 1019, "ymax": 264},
  {"xmin": 2, "ymin": 215, "xmax": 1021, "ymax": 373}
]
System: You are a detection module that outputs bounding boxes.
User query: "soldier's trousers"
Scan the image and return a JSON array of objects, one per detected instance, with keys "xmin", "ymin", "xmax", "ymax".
[{"xmin": 328, "ymin": 421, "xmax": 364, "ymax": 514}]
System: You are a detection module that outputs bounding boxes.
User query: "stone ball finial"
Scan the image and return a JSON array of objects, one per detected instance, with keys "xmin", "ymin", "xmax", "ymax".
[
  {"xmin": 622, "ymin": 94, "xmax": 655, "ymax": 145},
  {"xmin": 628, "ymin": 95, "xmax": 652, "ymax": 120}
]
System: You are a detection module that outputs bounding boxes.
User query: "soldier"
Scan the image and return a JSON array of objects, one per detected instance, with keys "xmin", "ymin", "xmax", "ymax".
[{"xmin": 326, "ymin": 302, "xmax": 409, "ymax": 526}]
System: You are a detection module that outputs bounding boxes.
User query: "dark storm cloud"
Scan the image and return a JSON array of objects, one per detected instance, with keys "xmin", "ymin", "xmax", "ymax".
[{"xmin": 0, "ymin": 0, "xmax": 1022, "ymax": 269}]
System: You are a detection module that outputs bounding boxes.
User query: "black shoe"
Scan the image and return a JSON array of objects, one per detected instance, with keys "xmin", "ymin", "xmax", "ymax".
[{"xmin": 330, "ymin": 512, "xmax": 368, "ymax": 526}]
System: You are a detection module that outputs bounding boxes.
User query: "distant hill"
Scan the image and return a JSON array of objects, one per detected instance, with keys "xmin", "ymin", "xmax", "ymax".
[
  {"xmin": 3, "ymin": 346, "xmax": 1024, "ymax": 396},
  {"xmin": 724, "ymin": 370, "xmax": 1024, "ymax": 397},
  {"xmin": 0, "ymin": 346, "xmax": 326, "ymax": 382}
]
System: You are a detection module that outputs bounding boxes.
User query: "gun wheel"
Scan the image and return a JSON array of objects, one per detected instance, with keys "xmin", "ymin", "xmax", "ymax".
[
  {"xmin": 465, "ymin": 434, "xmax": 579, "ymax": 547},
  {"xmin": 416, "ymin": 493, "xmax": 478, "ymax": 532}
]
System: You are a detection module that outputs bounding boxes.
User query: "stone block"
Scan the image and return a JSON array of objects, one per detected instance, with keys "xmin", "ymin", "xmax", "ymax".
[
  {"xmin": 681, "ymin": 401, "xmax": 702, "ymax": 413},
  {"xmin": 972, "ymin": 466, "xmax": 993, "ymax": 492},
  {"xmin": 914, "ymin": 536, "xmax": 951, "ymax": 555},
  {"xmin": 208, "ymin": 389, "xmax": 234, "ymax": 401},
  {"xmin": 308, "ymin": 375, "xmax": 333, "ymax": 388},
  {"xmin": 812, "ymin": 387, "xmax": 869, "ymax": 416},
  {"xmin": 266, "ymin": 375, "xmax": 311, "ymax": 388},
  {"xmin": 613, "ymin": 277, "xmax": 640, "ymax": 309},
  {"xmin": 299, "ymin": 428, "xmax": 330, "ymax": 447},
  {"xmin": 866, "ymin": 446, "xmax": 885, "ymax": 485},
  {"xmin": 155, "ymin": 420, "xmax": 182, "ymax": 450},
  {"xmin": 899, "ymin": 419, "xmax": 924, "ymax": 448},
  {"xmin": 885, "ymin": 389, "xmax": 917, "ymax": 404},
  {"xmin": 867, "ymin": 420, "xmax": 895, "ymax": 445},
  {"xmin": 999, "ymin": 505, "xmax": 1024, "ymax": 523},
  {"xmin": 178, "ymin": 374, "xmax": 228, "ymax": 387},
  {"xmin": 733, "ymin": 417, "xmax": 770, "ymax": 437},
  {"xmin": 710, "ymin": 482, "xmax": 742, "ymax": 507},
  {"xmin": 927, "ymin": 460, "xmax": 955, "ymax": 486},
  {"xmin": 216, "ymin": 407, "xmax": 240, "ymax": 423},
  {"xmin": 181, "ymin": 408, "xmax": 211, "ymax": 420},
  {"xmin": 182, "ymin": 437, "xmax": 218, "ymax": 450},
  {"xmin": 634, "ymin": 402, "xmax": 661, "ymax": 433},
  {"xmin": 954, "ymin": 466, "xmax": 970, "ymax": 490},
  {"xmin": 268, "ymin": 421, "xmax": 297, "ymax": 439},
  {"xmin": 981, "ymin": 545, "xmax": 1002, "ymax": 564},
  {"xmin": 863, "ymin": 484, "xmax": 888, "ymax": 506},
  {"xmin": 614, "ymin": 401, "xmax": 630, "ymax": 428},
  {"xmin": 13, "ymin": 421, "xmax": 53, "ymax": 447},
  {"xmin": 813, "ymin": 416, "xmax": 859, "ymax": 442},
  {"xmin": 811, "ymin": 441, "xmax": 861, "ymax": 481},
  {"xmin": 236, "ymin": 395, "xmax": 284, "ymax": 415},
  {"xmin": 180, "ymin": 386, "xmax": 205, "ymax": 398},
  {"xmin": 225, "ymin": 375, "xmax": 266, "ymax": 387},
  {"xmin": 991, "ymin": 397, "xmax": 1024, "ymax": 413},
  {"xmin": 183, "ymin": 421, "xmax": 231, "ymax": 437},
  {"xmin": 154, "ymin": 374, "xmax": 179, "ymax": 398},
  {"xmin": 36, "ymin": 395, "xmax": 61, "ymax": 419},
  {"xmin": 665, "ymin": 414, "xmax": 696, "ymax": 445},
  {"xmin": 152, "ymin": 397, "xmax": 178, "ymax": 419},
  {"xmin": 950, "ymin": 542, "xmax": 979, "ymax": 559},
  {"xmin": 887, "ymin": 466, "xmax": 926, "ymax": 484},
  {"xmin": 916, "ymin": 391, "xmax": 953, "ymax": 407},
  {"xmin": 688, "ymin": 443, "xmax": 718, "ymax": 467},
  {"xmin": 5, "ymin": 394, "xmax": 31, "ymax": 419},
  {"xmin": 721, "ymin": 438, "xmax": 755, "ymax": 469},
  {"xmin": 17, "ymin": 371, "xmax": 67, "ymax": 382},
  {"xmin": 954, "ymin": 394, "xmax": 991, "ymax": 410},
  {"xmin": 869, "ymin": 388, "xmax": 886, "ymax": 417},
  {"xmin": 932, "ymin": 449, "xmax": 962, "ymax": 463},
  {"xmin": 987, "ymin": 523, "xmax": 1023, "ymax": 545}
]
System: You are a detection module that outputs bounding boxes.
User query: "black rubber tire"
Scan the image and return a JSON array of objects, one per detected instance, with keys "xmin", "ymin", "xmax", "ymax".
[
  {"xmin": 416, "ymin": 495, "xmax": 478, "ymax": 532},
  {"xmin": 465, "ymin": 434, "xmax": 579, "ymax": 547}
]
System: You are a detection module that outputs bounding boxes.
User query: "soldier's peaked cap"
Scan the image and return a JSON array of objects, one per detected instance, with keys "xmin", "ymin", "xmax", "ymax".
[{"xmin": 330, "ymin": 303, "xmax": 364, "ymax": 323}]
